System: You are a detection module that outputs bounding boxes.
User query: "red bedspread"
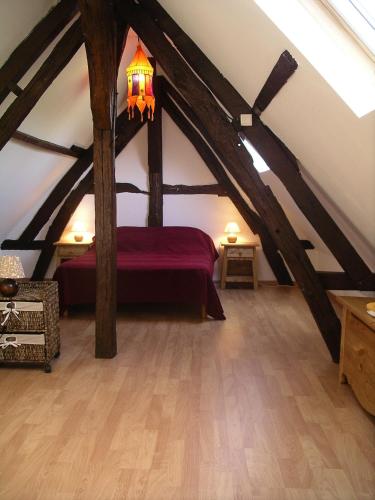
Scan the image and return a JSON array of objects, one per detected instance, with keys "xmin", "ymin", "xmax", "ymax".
[{"xmin": 53, "ymin": 226, "xmax": 225, "ymax": 320}]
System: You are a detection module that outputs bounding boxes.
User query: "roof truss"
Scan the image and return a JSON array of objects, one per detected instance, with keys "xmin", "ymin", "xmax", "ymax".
[{"xmin": 1, "ymin": 0, "xmax": 374, "ymax": 362}]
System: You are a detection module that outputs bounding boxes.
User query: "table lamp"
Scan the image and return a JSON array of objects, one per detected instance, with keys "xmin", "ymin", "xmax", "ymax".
[
  {"xmin": 0, "ymin": 256, "xmax": 25, "ymax": 298},
  {"xmin": 225, "ymin": 222, "xmax": 240, "ymax": 243},
  {"xmin": 71, "ymin": 220, "xmax": 85, "ymax": 242}
]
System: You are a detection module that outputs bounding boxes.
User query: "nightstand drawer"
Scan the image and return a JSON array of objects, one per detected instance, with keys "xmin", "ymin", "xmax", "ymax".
[
  {"xmin": 56, "ymin": 246, "xmax": 88, "ymax": 258},
  {"xmin": 227, "ymin": 248, "xmax": 254, "ymax": 259}
]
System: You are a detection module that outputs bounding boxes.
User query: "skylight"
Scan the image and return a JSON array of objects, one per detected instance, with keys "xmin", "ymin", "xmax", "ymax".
[
  {"xmin": 239, "ymin": 133, "xmax": 270, "ymax": 173},
  {"xmin": 255, "ymin": 0, "xmax": 375, "ymax": 117},
  {"xmin": 322, "ymin": 0, "xmax": 375, "ymax": 57}
]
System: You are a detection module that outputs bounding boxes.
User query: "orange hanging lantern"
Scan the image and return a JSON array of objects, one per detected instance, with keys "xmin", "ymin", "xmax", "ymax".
[{"xmin": 126, "ymin": 43, "xmax": 155, "ymax": 121}]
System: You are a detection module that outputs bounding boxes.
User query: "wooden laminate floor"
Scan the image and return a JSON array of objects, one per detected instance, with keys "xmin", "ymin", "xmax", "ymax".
[{"xmin": 0, "ymin": 286, "xmax": 374, "ymax": 500}]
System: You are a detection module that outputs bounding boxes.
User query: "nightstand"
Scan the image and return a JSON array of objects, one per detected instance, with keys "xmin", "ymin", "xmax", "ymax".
[
  {"xmin": 54, "ymin": 241, "xmax": 91, "ymax": 266},
  {"xmin": 0, "ymin": 281, "xmax": 60, "ymax": 372},
  {"xmin": 220, "ymin": 242, "xmax": 259, "ymax": 289}
]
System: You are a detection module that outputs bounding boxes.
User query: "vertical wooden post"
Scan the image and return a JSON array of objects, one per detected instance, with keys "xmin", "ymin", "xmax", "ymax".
[
  {"xmin": 93, "ymin": 128, "xmax": 117, "ymax": 357},
  {"xmin": 148, "ymin": 74, "xmax": 163, "ymax": 226},
  {"xmin": 79, "ymin": 0, "xmax": 118, "ymax": 358}
]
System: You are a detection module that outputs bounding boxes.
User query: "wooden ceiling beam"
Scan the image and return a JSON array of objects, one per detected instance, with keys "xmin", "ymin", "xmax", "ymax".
[
  {"xmin": 0, "ymin": 0, "xmax": 78, "ymax": 105},
  {"xmin": 162, "ymin": 87, "xmax": 293, "ymax": 286},
  {"xmin": 148, "ymin": 71, "xmax": 163, "ymax": 227},
  {"xmin": 0, "ymin": 20, "xmax": 83, "ymax": 151},
  {"xmin": 88, "ymin": 182, "xmax": 148, "ymax": 195},
  {"xmin": 7, "ymin": 82, "xmax": 23, "ymax": 97},
  {"xmin": 253, "ymin": 50, "xmax": 298, "ymax": 115},
  {"xmin": 136, "ymin": 0, "xmax": 372, "ymax": 290},
  {"xmin": 18, "ymin": 109, "xmax": 143, "ymax": 247},
  {"xmin": 20, "ymin": 145, "xmax": 93, "ymax": 242},
  {"xmin": 163, "ymin": 184, "xmax": 226, "ymax": 196},
  {"xmin": 12, "ymin": 130, "xmax": 84, "ymax": 158},
  {"xmin": 120, "ymin": 0, "xmax": 341, "ymax": 361},
  {"xmin": 318, "ymin": 272, "xmax": 375, "ymax": 291}
]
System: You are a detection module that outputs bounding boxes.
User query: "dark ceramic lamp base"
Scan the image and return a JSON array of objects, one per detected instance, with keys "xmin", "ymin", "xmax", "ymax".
[{"xmin": 0, "ymin": 278, "xmax": 19, "ymax": 298}]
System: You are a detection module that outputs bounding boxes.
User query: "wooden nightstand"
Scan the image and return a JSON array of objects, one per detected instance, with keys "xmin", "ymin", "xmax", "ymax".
[
  {"xmin": 220, "ymin": 242, "xmax": 259, "ymax": 289},
  {"xmin": 54, "ymin": 241, "xmax": 91, "ymax": 266}
]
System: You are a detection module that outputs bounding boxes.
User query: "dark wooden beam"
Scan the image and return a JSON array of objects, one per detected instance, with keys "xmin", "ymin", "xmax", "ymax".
[
  {"xmin": 0, "ymin": 0, "xmax": 78, "ymax": 105},
  {"xmin": 137, "ymin": 0, "xmax": 372, "ymax": 291},
  {"xmin": 7, "ymin": 82, "xmax": 23, "ymax": 97},
  {"xmin": 318, "ymin": 272, "xmax": 375, "ymax": 291},
  {"xmin": 20, "ymin": 146, "xmax": 93, "ymax": 242},
  {"xmin": 89, "ymin": 182, "xmax": 148, "ymax": 194},
  {"xmin": 12, "ymin": 130, "xmax": 83, "ymax": 158},
  {"xmin": 163, "ymin": 184, "xmax": 226, "ymax": 196},
  {"xmin": 162, "ymin": 80, "xmax": 293, "ymax": 286},
  {"xmin": 79, "ymin": 0, "xmax": 118, "ymax": 358},
  {"xmin": 148, "ymin": 73, "xmax": 163, "ymax": 226},
  {"xmin": 1, "ymin": 240, "xmax": 45, "ymax": 250},
  {"xmin": 253, "ymin": 50, "xmax": 298, "ymax": 115},
  {"xmin": 121, "ymin": 0, "xmax": 341, "ymax": 361},
  {"xmin": 0, "ymin": 20, "xmax": 83, "ymax": 151},
  {"xmin": 20, "ymin": 110, "xmax": 143, "ymax": 249},
  {"xmin": 30, "ymin": 117, "xmax": 144, "ymax": 280},
  {"xmin": 32, "ymin": 170, "xmax": 94, "ymax": 280}
]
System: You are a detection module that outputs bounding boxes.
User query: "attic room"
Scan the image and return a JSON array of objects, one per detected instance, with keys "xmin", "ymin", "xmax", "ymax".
[{"xmin": 0, "ymin": 0, "xmax": 374, "ymax": 498}]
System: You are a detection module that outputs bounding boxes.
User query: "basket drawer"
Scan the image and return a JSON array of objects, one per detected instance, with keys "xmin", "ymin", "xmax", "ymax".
[
  {"xmin": 0, "ymin": 301, "xmax": 45, "ymax": 331},
  {"xmin": 0, "ymin": 333, "xmax": 45, "ymax": 346},
  {"xmin": 0, "ymin": 338, "xmax": 46, "ymax": 363}
]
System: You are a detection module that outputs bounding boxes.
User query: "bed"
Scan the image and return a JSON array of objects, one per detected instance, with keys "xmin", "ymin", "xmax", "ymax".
[{"xmin": 53, "ymin": 226, "xmax": 225, "ymax": 320}]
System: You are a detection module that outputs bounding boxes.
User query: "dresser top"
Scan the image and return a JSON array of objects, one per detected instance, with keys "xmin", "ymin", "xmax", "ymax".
[{"xmin": 331, "ymin": 294, "xmax": 375, "ymax": 331}]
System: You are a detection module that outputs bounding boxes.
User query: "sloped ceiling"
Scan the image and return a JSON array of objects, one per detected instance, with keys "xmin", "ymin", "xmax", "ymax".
[{"xmin": 0, "ymin": 0, "xmax": 374, "ymax": 279}]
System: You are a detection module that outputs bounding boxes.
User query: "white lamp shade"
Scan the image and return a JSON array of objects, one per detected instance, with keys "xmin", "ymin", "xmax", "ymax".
[
  {"xmin": 0, "ymin": 256, "xmax": 25, "ymax": 279},
  {"xmin": 224, "ymin": 222, "xmax": 240, "ymax": 234},
  {"xmin": 71, "ymin": 220, "xmax": 85, "ymax": 233}
]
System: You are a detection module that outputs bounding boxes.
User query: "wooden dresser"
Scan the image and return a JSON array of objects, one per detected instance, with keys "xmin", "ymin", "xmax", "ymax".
[{"xmin": 332, "ymin": 294, "xmax": 375, "ymax": 415}]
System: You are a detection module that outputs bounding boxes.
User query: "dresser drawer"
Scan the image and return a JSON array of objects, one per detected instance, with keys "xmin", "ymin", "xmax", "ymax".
[
  {"xmin": 343, "ymin": 315, "xmax": 375, "ymax": 415},
  {"xmin": 227, "ymin": 247, "xmax": 254, "ymax": 259}
]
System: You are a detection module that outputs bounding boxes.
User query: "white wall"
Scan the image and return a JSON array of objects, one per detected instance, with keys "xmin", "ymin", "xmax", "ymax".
[
  {"xmin": 0, "ymin": 0, "xmax": 373, "ymax": 281},
  {"xmin": 157, "ymin": 0, "xmax": 375, "ymax": 252}
]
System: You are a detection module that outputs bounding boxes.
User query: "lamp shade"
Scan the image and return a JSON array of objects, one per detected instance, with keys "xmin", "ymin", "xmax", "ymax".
[
  {"xmin": 71, "ymin": 220, "xmax": 85, "ymax": 233},
  {"xmin": 126, "ymin": 43, "xmax": 155, "ymax": 122},
  {"xmin": 0, "ymin": 256, "xmax": 25, "ymax": 279},
  {"xmin": 224, "ymin": 222, "xmax": 240, "ymax": 234}
]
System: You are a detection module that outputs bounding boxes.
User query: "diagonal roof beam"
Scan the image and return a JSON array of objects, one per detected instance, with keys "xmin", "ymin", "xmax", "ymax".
[
  {"xmin": 136, "ymin": 0, "xmax": 372, "ymax": 290},
  {"xmin": 161, "ymin": 80, "xmax": 293, "ymax": 286},
  {"xmin": 0, "ymin": 0, "xmax": 78, "ymax": 106},
  {"xmin": 118, "ymin": 0, "xmax": 341, "ymax": 362},
  {"xmin": 253, "ymin": 50, "xmax": 298, "ymax": 115},
  {"xmin": 0, "ymin": 19, "xmax": 83, "ymax": 151},
  {"xmin": 31, "ymin": 113, "xmax": 145, "ymax": 276},
  {"xmin": 18, "ymin": 109, "xmax": 136, "ymax": 244},
  {"xmin": 12, "ymin": 130, "xmax": 84, "ymax": 158}
]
